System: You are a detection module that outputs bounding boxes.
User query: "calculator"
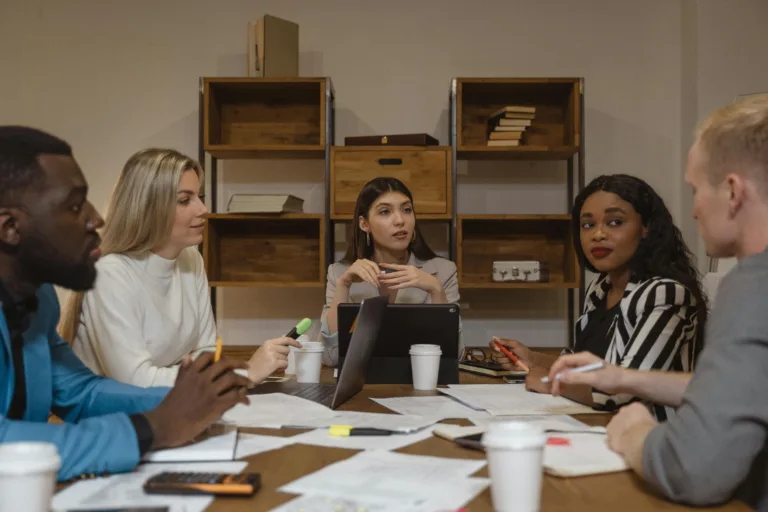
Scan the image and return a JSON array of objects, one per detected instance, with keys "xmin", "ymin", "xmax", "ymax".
[{"xmin": 142, "ymin": 471, "xmax": 261, "ymax": 496}]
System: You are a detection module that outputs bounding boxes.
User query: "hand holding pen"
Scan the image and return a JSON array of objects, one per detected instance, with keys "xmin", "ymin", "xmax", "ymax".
[{"xmin": 546, "ymin": 352, "xmax": 623, "ymax": 397}]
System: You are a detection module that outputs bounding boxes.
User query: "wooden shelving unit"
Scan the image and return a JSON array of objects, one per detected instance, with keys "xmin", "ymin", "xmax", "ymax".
[
  {"xmin": 198, "ymin": 77, "xmax": 334, "ymax": 311},
  {"xmin": 450, "ymin": 77, "xmax": 585, "ymax": 344}
]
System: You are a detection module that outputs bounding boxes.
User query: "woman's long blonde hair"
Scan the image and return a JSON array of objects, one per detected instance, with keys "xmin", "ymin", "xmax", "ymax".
[{"xmin": 59, "ymin": 148, "xmax": 203, "ymax": 343}]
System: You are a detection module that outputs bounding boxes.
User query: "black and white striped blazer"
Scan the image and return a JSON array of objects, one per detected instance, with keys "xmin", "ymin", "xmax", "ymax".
[{"xmin": 576, "ymin": 274, "xmax": 701, "ymax": 420}]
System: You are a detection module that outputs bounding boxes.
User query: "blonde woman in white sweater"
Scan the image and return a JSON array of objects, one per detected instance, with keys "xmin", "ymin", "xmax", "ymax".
[{"xmin": 60, "ymin": 149, "xmax": 299, "ymax": 387}]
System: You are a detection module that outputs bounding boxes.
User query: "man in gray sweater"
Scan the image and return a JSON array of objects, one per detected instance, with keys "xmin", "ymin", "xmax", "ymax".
[{"xmin": 547, "ymin": 96, "xmax": 768, "ymax": 510}]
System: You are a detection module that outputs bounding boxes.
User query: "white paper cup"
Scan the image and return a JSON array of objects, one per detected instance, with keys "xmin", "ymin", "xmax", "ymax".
[
  {"xmin": 285, "ymin": 334, "xmax": 309, "ymax": 375},
  {"xmin": 482, "ymin": 421, "xmax": 546, "ymax": 512},
  {"xmin": 295, "ymin": 341, "xmax": 324, "ymax": 383},
  {"xmin": 0, "ymin": 442, "xmax": 61, "ymax": 512},
  {"xmin": 409, "ymin": 344, "xmax": 442, "ymax": 390}
]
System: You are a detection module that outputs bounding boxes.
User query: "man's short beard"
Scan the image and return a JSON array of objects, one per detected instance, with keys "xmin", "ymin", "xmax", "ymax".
[{"xmin": 17, "ymin": 234, "xmax": 96, "ymax": 291}]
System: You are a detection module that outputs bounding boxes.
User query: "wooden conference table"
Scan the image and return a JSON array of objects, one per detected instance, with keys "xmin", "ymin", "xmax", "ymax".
[{"xmin": 209, "ymin": 347, "xmax": 751, "ymax": 512}]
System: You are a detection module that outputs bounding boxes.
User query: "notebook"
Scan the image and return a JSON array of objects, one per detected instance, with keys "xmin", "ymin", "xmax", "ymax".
[
  {"xmin": 543, "ymin": 433, "xmax": 629, "ymax": 477},
  {"xmin": 142, "ymin": 430, "xmax": 238, "ymax": 463}
]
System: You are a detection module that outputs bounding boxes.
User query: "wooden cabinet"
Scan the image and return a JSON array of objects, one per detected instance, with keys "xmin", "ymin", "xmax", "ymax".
[{"xmin": 330, "ymin": 146, "xmax": 451, "ymax": 220}]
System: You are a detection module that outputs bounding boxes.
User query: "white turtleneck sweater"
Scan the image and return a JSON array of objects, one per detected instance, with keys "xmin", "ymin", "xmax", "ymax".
[{"xmin": 72, "ymin": 247, "xmax": 217, "ymax": 387}]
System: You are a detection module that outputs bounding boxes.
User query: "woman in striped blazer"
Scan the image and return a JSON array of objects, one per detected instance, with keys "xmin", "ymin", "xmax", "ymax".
[{"xmin": 492, "ymin": 174, "xmax": 707, "ymax": 420}]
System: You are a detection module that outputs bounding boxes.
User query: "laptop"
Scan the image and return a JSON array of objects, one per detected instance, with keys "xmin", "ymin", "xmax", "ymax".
[
  {"xmin": 248, "ymin": 295, "xmax": 387, "ymax": 409},
  {"xmin": 337, "ymin": 303, "xmax": 460, "ymax": 385}
]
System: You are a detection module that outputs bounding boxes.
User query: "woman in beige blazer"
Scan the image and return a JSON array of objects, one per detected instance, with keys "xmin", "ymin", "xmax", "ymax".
[{"xmin": 320, "ymin": 177, "xmax": 460, "ymax": 366}]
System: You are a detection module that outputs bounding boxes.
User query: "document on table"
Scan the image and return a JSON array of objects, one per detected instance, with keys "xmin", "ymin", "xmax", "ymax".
[
  {"xmin": 285, "ymin": 411, "xmax": 440, "ymax": 433},
  {"xmin": 52, "ymin": 461, "xmax": 247, "ymax": 512},
  {"xmin": 370, "ymin": 396, "xmax": 490, "ymax": 420},
  {"xmin": 271, "ymin": 477, "xmax": 489, "ymax": 512},
  {"xmin": 143, "ymin": 429, "xmax": 237, "ymax": 462},
  {"xmin": 290, "ymin": 425, "xmax": 437, "ymax": 451},
  {"xmin": 236, "ymin": 433, "xmax": 297, "ymax": 459},
  {"xmin": 439, "ymin": 384, "xmax": 604, "ymax": 416},
  {"xmin": 469, "ymin": 414, "xmax": 606, "ymax": 433},
  {"xmin": 219, "ymin": 392, "xmax": 336, "ymax": 428},
  {"xmin": 544, "ymin": 432, "xmax": 629, "ymax": 477},
  {"xmin": 279, "ymin": 450, "xmax": 487, "ymax": 506}
]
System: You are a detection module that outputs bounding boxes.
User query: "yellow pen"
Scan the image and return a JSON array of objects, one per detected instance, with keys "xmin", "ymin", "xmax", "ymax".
[{"xmin": 214, "ymin": 337, "xmax": 223, "ymax": 362}]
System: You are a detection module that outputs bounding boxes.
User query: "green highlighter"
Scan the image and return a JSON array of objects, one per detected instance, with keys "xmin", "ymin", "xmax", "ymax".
[{"xmin": 285, "ymin": 317, "xmax": 312, "ymax": 340}]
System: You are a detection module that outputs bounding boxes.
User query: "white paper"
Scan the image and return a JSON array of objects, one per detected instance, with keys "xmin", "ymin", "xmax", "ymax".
[
  {"xmin": 469, "ymin": 414, "xmax": 605, "ymax": 433},
  {"xmin": 235, "ymin": 433, "xmax": 297, "ymax": 459},
  {"xmin": 439, "ymin": 384, "xmax": 603, "ymax": 416},
  {"xmin": 371, "ymin": 396, "xmax": 490, "ymax": 420},
  {"xmin": 290, "ymin": 425, "xmax": 437, "ymax": 451},
  {"xmin": 219, "ymin": 392, "xmax": 335, "ymax": 428},
  {"xmin": 52, "ymin": 461, "xmax": 247, "ymax": 512},
  {"xmin": 285, "ymin": 411, "xmax": 439, "ymax": 433},
  {"xmin": 279, "ymin": 450, "xmax": 486, "ymax": 505},
  {"xmin": 543, "ymin": 433, "xmax": 629, "ymax": 477},
  {"xmin": 143, "ymin": 430, "xmax": 237, "ymax": 462},
  {"xmin": 270, "ymin": 477, "xmax": 489, "ymax": 512}
]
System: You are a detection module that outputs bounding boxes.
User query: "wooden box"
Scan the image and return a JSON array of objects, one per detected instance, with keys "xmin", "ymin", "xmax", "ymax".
[
  {"xmin": 330, "ymin": 146, "xmax": 451, "ymax": 220},
  {"xmin": 455, "ymin": 78, "xmax": 581, "ymax": 160},
  {"xmin": 203, "ymin": 214, "xmax": 325, "ymax": 287},
  {"xmin": 203, "ymin": 78, "xmax": 328, "ymax": 158},
  {"xmin": 457, "ymin": 215, "xmax": 579, "ymax": 289}
]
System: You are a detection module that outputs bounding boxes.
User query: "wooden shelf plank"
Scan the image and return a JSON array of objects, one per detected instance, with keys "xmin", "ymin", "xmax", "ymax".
[
  {"xmin": 456, "ymin": 145, "xmax": 578, "ymax": 161},
  {"xmin": 205, "ymin": 213, "xmax": 324, "ymax": 221},
  {"xmin": 209, "ymin": 281, "xmax": 324, "ymax": 288},
  {"xmin": 459, "ymin": 281, "xmax": 579, "ymax": 290},
  {"xmin": 458, "ymin": 214, "xmax": 570, "ymax": 221},
  {"xmin": 206, "ymin": 145, "xmax": 326, "ymax": 159}
]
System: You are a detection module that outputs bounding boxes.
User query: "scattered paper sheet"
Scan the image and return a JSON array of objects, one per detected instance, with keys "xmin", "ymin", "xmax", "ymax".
[
  {"xmin": 439, "ymin": 384, "xmax": 603, "ymax": 416},
  {"xmin": 284, "ymin": 411, "xmax": 439, "ymax": 433},
  {"xmin": 271, "ymin": 477, "xmax": 489, "ymax": 512},
  {"xmin": 220, "ymin": 392, "xmax": 335, "ymax": 428},
  {"xmin": 290, "ymin": 425, "xmax": 437, "ymax": 451},
  {"xmin": 371, "ymin": 396, "xmax": 490, "ymax": 420},
  {"xmin": 279, "ymin": 450, "xmax": 486, "ymax": 505},
  {"xmin": 52, "ymin": 461, "xmax": 247, "ymax": 512},
  {"xmin": 469, "ymin": 414, "xmax": 605, "ymax": 433},
  {"xmin": 544, "ymin": 432, "xmax": 628, "ymax": 477},
  {"xmin": 143, "ymin": 430, "xmax": 237, "ymax": 462},
  {"xmin": 236, "ymin": 433, "xmax": 297, "ymax": 459}
]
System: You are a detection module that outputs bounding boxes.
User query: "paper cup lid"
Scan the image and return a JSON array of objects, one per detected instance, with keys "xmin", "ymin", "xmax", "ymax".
[
  {"xmin": 481, "ymin": 421, "xmax": 546, "ymax": 450},
  {"xmin": 0, "ymin": 442, "xmax": 61, "ymax": 474},
  {"xmin": 409, "ymin": 344, "xmax": 442, "ymax": 355}
]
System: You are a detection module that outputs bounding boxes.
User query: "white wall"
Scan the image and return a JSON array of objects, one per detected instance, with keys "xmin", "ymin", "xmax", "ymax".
[{"xmin": 1, "ymin": 0, "xmax": 764, "ymax": 347}]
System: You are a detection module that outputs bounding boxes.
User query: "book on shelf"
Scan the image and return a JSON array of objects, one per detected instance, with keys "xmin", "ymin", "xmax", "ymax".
[
  {"xmin": 227, "ymin": 194, "xmax": 304, "ymax": 213},
  {"xmin": 486, "ymin": 105, "xmax": 537, "ymax": 147}
]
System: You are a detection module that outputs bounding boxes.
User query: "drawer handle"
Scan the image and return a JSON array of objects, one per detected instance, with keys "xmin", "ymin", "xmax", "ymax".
[{"xmin": 377, "ymin": 158, "xmax": 403, "ymax": 166}]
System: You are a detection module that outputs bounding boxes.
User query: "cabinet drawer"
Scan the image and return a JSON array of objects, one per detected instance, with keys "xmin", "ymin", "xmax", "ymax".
[{"xmin": 331, "ymin": 146, "xmax": 451, "ymax": 219}]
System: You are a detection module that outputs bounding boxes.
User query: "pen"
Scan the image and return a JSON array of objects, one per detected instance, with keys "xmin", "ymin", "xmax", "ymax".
[
  {"xmin": 328, "ymin": 425, "xmax": 398, "ymax": 437},
  {"xmin": 541, "ymin": 361, "xmax": 605, "ymax": 383},
  {"xmin": 493, "ymin": 341, "xmax": 530, "ymax": 373},
  {"xmin": 214, "ymin": 337, "xmax": 223, "ymax": 362}
]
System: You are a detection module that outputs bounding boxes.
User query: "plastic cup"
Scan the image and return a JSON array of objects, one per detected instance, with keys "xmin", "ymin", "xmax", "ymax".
[
  {"xmin": 482, "ymin": 421, "xmax": 546, "ymax": 512},
  {"xmin": 409, "ymin": 344, "xmax": 442, "ymax": 390},
  {"xmin": 295, "ymin": 341, "xmax": 324, "ymax": 383},
  {"xmin": 0, "ymin": 442, "xmax": 61, "ymax": 512}
]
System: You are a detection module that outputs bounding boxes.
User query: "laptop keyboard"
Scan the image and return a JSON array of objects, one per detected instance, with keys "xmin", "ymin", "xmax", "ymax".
[{"xmin": 294, "ymin": 384, "xmax": 336, "ymax": 406}]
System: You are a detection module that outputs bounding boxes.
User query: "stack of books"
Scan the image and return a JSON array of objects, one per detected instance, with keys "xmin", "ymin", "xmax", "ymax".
[{"xmin": 486, "ymin": 105, "xmax": 536, "ymax": 147}]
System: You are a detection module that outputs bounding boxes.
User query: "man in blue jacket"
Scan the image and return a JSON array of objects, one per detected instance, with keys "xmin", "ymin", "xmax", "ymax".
[{"xmin": 0, "ymin": 126, "xmax": 252, "ymax": 481}]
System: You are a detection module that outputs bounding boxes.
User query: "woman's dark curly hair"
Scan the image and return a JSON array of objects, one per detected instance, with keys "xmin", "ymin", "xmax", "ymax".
[{"xmin": 572, "ymin": 174, "xmax": 708, "ymax": 355}]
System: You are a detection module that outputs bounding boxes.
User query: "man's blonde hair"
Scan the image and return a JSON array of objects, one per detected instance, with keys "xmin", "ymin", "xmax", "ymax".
[
  {"xmin": 58, "ymin": 148, "xmax": 203, "ymax": 343},
  {"xmin": 696, "ymin": 95, "xmax": 768, "ymax": 188}
]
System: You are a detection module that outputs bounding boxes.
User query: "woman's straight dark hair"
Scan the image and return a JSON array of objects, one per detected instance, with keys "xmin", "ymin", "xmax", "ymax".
[
  {"xmin": 342, "ymin": 177, "xmax": 437, "ymax": 263},
  {"xmin": 572, "ymin": 173, "xmax": 708, "ymax": 359}
]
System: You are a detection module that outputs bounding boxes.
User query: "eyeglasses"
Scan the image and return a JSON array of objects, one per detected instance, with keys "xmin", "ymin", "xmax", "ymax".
[{"xmin": 462, "ymin": 348, "xmax": 499, "ymax": 363}]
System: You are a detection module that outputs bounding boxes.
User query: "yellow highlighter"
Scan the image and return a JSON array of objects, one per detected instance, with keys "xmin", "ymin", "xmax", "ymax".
[
  {"xmin": 214, "ymin": 337, "xmax": 223, "ymax": 362},
  {"xmin": 328, "ymin": 425, "xmax": 396, "ymax": 436}
]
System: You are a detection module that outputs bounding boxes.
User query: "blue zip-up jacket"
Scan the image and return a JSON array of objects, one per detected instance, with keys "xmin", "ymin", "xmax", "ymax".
[{"xmin": 0, "ymin": 284, "xmax": 168, "ymax": 481}]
